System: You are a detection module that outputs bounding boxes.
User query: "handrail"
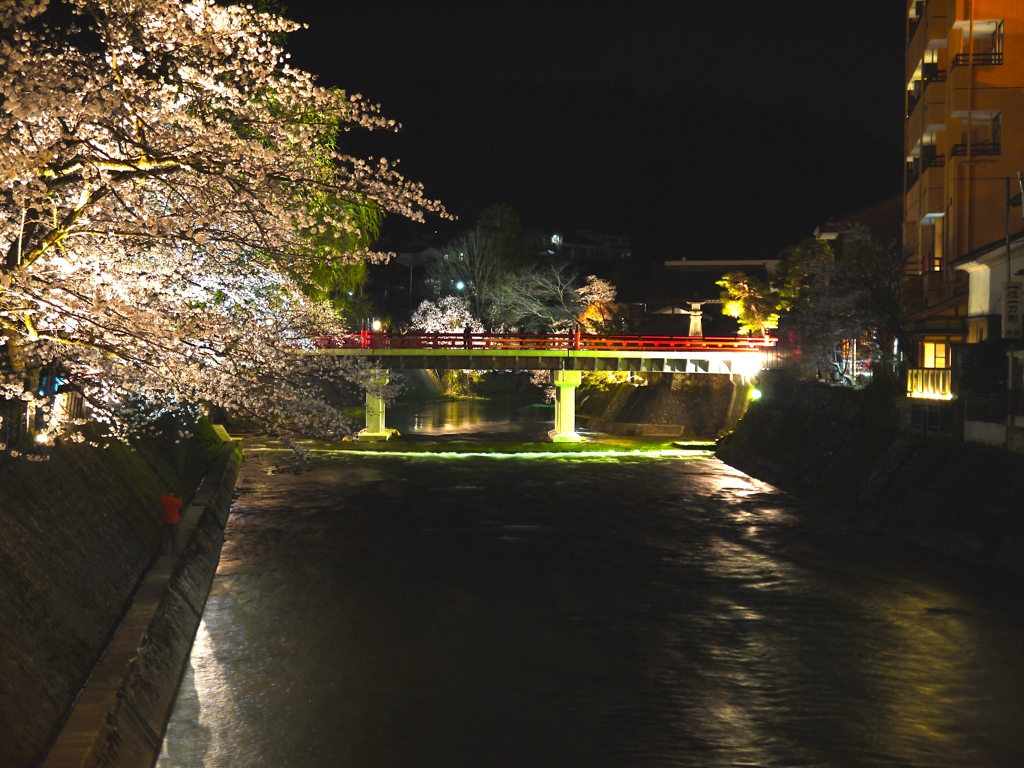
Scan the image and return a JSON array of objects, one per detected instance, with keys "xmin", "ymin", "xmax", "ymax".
[
  {"xmin": 906, "ymin": 70, "xmax": 946, "ymax": 118},
  {"xmin": 311, "ymin": 331, "xmax": 778, "ymax": 353},
  {"xmin": 906, "ymin": 367, "xmax": 952, "ymax": 399},
  {"xmin": 951, "ymin": 51, "xmax": 1002, "ymax": 67},
  {"xmin": 950, "ymin": 141, "xmax": 1000, "ymax": 157}
]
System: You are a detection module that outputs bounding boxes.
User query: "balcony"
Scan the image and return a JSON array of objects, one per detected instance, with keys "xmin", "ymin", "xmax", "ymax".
[
  {"xmin": 951, "ymin": 51, "xmax": 1003, "ymax": 67},
  {"xmin": 950, "ymin": 141, "xmax": 1000, "ymax": 156},
  {"xmin": 905, "ymin": 151, "xmax": 945, "ymax": 191},
  {"xmin": 907, "ymin": 367, "xmax": 953, "ymax": 399},
  {"xmin": 906, "ymin": 68, "xmax": 946, "ymax": 118},
  {"xmin": 906, "ymin": 164, "xmax": 920, "ymax": 191}
]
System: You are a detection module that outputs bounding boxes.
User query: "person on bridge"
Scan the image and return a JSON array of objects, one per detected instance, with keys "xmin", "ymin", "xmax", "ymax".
[
  {"xmin": 463, "ymin": 325, "xmax": 473, "ymax": 348},
  {"xmin": 160, "ymin": 489, "xmax": 183, "ymax": 556}
]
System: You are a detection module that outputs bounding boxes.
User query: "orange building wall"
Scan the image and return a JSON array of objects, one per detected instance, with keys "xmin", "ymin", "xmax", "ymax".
[{"xmin": 904, "ymin": 0, "xmax": 1024, "ymax": 308}]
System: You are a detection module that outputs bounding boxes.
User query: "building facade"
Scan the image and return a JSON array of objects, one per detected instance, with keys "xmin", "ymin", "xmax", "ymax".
[{"xmin": 903, "ymin": 0, "xmax": 1024, "ymax": 399}]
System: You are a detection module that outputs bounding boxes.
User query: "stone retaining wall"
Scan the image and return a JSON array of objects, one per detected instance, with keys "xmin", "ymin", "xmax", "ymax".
[
  {"xmin": 716, "ymin": 376, "xmax": 1024, "ymax": 579},
  {"xmin": 576, "ymin": 374, "xmax": 752, "ymax": 439},
  {"xmin": 0, "ymin": 424, "xmax": 239, "ymax": 768},
  {"xmin": 66, "ymin": 441, "xmax": 242, "ymax": 768}
]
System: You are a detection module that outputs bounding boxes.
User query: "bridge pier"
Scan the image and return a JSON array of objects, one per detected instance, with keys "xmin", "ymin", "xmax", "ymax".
[
  {"xmin": 549, "ymin": 370, "xmax": 584, "ymax": 443},
  {"xmin": 359, "ymin": 372, "xmax": 392, "ymax": 441}
]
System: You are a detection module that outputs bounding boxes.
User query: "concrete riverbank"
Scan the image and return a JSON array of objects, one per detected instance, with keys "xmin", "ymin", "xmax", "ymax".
[
  {"xmin": 0, "ymin": 421, "xmax": 241, "ymax": 768},
  {"xmin": 716, "ymin": 375, "xmax": 1024, "ymax": 580}
]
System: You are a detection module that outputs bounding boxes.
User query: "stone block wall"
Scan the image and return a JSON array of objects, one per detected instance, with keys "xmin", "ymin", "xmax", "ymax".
[{"xmin": 716, "ymin": 377, "xmax": 1024, "ymax": 579}]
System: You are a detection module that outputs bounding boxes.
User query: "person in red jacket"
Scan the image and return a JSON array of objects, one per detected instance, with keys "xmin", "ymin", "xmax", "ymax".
[{"xmin": 160, "ymin": 490, "xmax": 183, "ymax": 556}]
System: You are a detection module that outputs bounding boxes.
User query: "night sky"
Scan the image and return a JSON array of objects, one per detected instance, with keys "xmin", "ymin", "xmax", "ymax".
[{"xmin": 281, "ymin": 2, "xmax": 907, "ymax": 261}]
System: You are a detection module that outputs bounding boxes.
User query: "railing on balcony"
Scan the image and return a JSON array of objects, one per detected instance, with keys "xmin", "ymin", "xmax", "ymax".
[
  {"xmin": 905, "ymin": 152, "xmax": 945, "ymax": 191},
  {"xmin": 906, "ymin": 68, "xmax": 947, "ymax": 117},
  {"xmin": 906, "ymin": 164, "xmax": 920, "ymax": 191},
  {"xmin": 951, "ymin": 51, "xmax": 1003, "ymax": 67},
  {"xmin": 906, "ymin": 367, "xmax": 953, "ymax": 399},
  {"xmin": 950, "ymin": 141, "xmax": 1000, "ymax": 157}
]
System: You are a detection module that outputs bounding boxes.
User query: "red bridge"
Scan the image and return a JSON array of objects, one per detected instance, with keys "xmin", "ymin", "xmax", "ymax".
[
  {"xmin": 311, "ymin": 331, "xmax": 775, "ymax": 443},
  {"xmin": 314, "ymin": 330, "xmax": 775, "ymax": 354}
]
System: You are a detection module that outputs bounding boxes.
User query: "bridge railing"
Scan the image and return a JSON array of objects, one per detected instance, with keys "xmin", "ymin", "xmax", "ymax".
[
  {"xmin": 575, "ymin": 334, "xmax": 776, "ymax": 352},
  {"xmin": 312, "ymin": 331, "xmax": 777, "ymax": 352}
]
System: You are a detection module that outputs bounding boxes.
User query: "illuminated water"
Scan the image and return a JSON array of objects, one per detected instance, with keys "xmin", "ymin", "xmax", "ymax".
[
  {"xmin": 385, "ymin": 399, "xmax": 553, "ymax": 437},
  {"xmin": 158, "ymin": 422, "xmax": 1024, "ymax": 767}
]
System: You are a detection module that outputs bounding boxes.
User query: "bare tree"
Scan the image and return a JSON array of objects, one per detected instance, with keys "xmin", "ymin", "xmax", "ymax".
[
  {"xmin": 426, "ymin": 230, "xmax": 508, "ymax": 325},
  {"xmin": 491, "ymin": 262, "xmax": 614, "ymax": 332}
]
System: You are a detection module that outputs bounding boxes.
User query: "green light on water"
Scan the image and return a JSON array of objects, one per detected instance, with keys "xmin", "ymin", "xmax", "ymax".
[{"xmin": 322, "ymin": 448, "xmax": 713, "ymax": 461}]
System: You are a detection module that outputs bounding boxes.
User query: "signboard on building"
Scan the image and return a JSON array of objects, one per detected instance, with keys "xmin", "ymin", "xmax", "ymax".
[{"xmin": 1004, "ymin": 282, "xmax": 1023, "ymax": 340}]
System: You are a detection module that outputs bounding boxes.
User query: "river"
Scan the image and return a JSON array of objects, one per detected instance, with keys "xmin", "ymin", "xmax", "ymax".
[{"xmin": 157, "ymin": 403, "xmax": 1024, "ymax": 768}]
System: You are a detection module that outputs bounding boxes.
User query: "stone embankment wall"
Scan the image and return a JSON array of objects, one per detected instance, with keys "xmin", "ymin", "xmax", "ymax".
[
  {"xmin": 0, "ymin": 423, "xmax": 241, "ymax": 768},
  {"xmin": 576, "ymin": 373, "xmax": 754, "ymax": 439},
  {"xmin": 70, "ymin": 439, "xmax": 241, "ymax": 768},
  {"xmin": 715, "ymin": 374, "xmax": 1024, "ymax": 580}
]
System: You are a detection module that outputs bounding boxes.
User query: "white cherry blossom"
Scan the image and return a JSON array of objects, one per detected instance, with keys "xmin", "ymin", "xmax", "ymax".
[{"xmin": 0, "ymin": 0, "xmax": 448, "ymax": 447}]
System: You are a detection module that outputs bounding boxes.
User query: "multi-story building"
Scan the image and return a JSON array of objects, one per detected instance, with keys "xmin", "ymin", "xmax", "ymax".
[{"xmin": 902, "ymin": 0, "xmax": 1024, "ymax": 401}]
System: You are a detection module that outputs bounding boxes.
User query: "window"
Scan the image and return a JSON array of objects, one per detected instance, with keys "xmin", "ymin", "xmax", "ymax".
[{"xmin": 922, "ymin": 341, "xmax": 949, "ymax": 368}]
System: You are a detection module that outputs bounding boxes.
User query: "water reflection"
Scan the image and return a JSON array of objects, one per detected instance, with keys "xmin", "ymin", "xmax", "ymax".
[
  {"xmin": 387, "ymin": 400, "xmax": 552, "ymax": 435},
  {"xmin": 158, "ymin": 439, "xmax": 1024, "ymax": 768}
]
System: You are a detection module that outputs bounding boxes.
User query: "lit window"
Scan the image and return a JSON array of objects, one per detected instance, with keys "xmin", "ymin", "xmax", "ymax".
[{"xmin": 922, "ymin": 341, "xmax": 948, "ymax": 368}]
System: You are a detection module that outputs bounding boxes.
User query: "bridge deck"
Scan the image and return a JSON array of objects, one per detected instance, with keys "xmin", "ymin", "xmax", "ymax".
[{"xmin": 312, "ymin": 332, "xmax": 774, "ymax": 374}]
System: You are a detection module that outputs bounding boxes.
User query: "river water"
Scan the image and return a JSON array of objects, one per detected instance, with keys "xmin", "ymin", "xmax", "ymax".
[{"xmin": 157, "ymin": 404, "xmax": 1024, "ymax": 768}]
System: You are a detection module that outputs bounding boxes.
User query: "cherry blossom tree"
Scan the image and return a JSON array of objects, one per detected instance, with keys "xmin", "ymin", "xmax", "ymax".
[
  {"xmin": 0, "ymin": 0, "xmax": 447, "ymax": 448},
  {"xmin": 409, "ymin": 296, "xmax": 482, "ymax": 333}
]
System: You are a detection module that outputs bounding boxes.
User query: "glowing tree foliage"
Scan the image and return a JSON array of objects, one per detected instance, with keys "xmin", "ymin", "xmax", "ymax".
[
  {"xmin": 716, "ymin": 270, "xmax": 780, "ymax": 336},
  {"xmin": 409, "ymin": 296, "xmax": 482, "ymax": 334},
  {"xmin": 0, "ymin": 0, "xmax": 446, "ymax": 447}
]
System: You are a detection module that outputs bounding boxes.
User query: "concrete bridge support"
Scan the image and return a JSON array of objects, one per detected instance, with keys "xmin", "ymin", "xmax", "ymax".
[
  {"xmin": 549, "ymin": 369, "xmax": 584, "ymax": 443},
  {"xmin": 359, "ymin": 372, "xmax": 392, "ymax": 441}
]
